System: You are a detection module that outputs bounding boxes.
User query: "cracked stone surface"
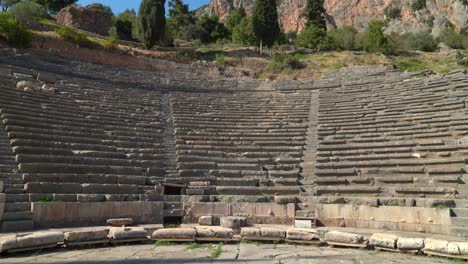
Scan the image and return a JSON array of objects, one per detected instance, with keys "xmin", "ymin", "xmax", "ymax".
[{"xmin": 0, "ymin": 242, "xmax": 455, "ymax": 264}]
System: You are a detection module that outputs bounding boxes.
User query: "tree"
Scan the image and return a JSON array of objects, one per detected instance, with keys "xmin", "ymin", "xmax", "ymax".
[
  {"xmin": 295, "ymin": 25, "xmax": 331, "ymax": 50},
  {"xmin": 114, "ymin": 9, "xmax": 138, "ymax": 41},
  {"xmin": 0, "ymin": 0, "xmax": 20, "ymax": 11},
  {"xmin": 197, "ymin": 15, "xmax": 229, "ymax": 43},
  {"xmin": 168, "ymin": 0, "xmax": 193, "ymax": 37},
  {"xmin": 252, "ymin": 0, "xmax": 280, "ymax": 52},
  {"xmin": 363, "ymin": 20, "xmax": 389, "ymax": 52},
  {"xmin": 138, "ymin": 0, "xmax": 166, "ymax": 49},
  {"xmin": 305, "ymin": 0, "xmax": 326, "ymax": 30},
  {"xmin": 232, "ymin": 16, "xmax": 256, "ymax": 45},
  {"xmin": 225, "ymin": 8, "xmax": 244, "ymax": 32},
  {"xmin": 32, "ymin": 0, "xmax": 78, "ymax": 13}
]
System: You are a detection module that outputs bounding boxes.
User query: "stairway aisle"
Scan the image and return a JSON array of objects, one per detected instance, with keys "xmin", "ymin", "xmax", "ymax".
[
  {"xmin": 297, "ymin": 89, "xmax": 319, "ymax": 227},
  {"xmin": 0, "ymin": 123, "xmax": 34, "ymax": 232}
]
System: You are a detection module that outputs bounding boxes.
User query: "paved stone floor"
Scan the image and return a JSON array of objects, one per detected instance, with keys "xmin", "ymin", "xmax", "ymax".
[{"xmin": 0, "ymin": 242, "xmax": 455, "ymax": 264}]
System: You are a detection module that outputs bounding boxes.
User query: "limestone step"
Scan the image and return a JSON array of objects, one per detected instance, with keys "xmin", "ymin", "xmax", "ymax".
[
  {"xmin": 295, "ymin": 210, "xmax": 315, "ymax": 218},
  {"xmin": 4, "ymin": 202, "xmax": 30, "ymax": 212},
  {"xmin": 1, "ymin": 220, "xmax": 34, "ymax": 232},
  {"xmin": 451, "ymin": 217, "xmax": 468, "ymax": 228},
  {"xmin": 451, "ymin": 226, "xmax": 468, "ymax": 237},
  {"xmin": 2, "ymin": 211, "xmax": 33, "ymax": 221}
]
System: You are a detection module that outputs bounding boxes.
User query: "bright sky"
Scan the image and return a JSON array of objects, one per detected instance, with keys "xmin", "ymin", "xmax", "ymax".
[{"xmin": 77, "ymin": 0, "xmax": 209, "ymax": 14}]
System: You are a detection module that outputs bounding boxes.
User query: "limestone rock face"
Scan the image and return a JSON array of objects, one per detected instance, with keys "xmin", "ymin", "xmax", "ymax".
[
  {"xmin": 200, "ymin": 0, "xmax": 467, "ymax": 34},
  {"xmin": 56, "ymin": 4, "xmax": 112, "ymax": 36}
]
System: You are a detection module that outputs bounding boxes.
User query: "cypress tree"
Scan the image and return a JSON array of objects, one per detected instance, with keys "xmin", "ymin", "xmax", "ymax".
[
  {"xmin": 138, "ymin": 0, "xmax": 166, "ymax": 49},
  {"xmin": 252, "ymin": 0, "xmax": 280, "ymax": 52},
  {"xmin": 305, "ymin": 0, "xmax": 326, "ymax": 30}
]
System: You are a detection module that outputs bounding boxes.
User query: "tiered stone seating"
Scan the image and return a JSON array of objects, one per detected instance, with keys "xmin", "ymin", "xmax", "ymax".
[
  {"xmin": 170, "ymin": 91, "xmax": 312, "ymax": 198},
  {"xmin": 315, "ymin": 68, "xmax": 468, "ymax": 235},
  {"xmin": 0, "ymin": 70, "xmax": 167, "ymax": 217}
]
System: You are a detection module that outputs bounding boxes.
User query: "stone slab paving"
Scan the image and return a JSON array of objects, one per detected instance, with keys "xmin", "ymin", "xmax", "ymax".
[{"xmin": 0, "ymin": 242, "xmax": 454, "ymax": 264}]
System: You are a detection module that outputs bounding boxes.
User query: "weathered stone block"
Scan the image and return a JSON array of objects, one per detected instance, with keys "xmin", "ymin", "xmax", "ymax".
[
  {"xmin": 15, "ymin": 232, "xmax": 64, "ymax": 249},
  {"xmin": 107, "ymin": 218, "xmax": 134, "ymax": 226},
  {"xmin": 286, "ymin": 228, "xmax": 319, "ymax": 241},
  {"xmin": 369, "ymin": 233, "xmax": 397, "ymax": 249},
  {"xmin": 108, "ymin": 227, "xmax": 147, "ymax": 240},
  {"xmin": 240, "ymin": 227, "xmax": 261, "ymax": 237},
  {"xmin": 0, "ymin": 235, "xmax": 17, "ymax": 252},
  {"xmin": 198, "ymin": 216, "xmax": 213, "ymax": 226},
  {"xmin": 64, "ymin": 229, "xmax": 108, "ymax": 243},
  {"xmin": 396, "ymin": 237, "xmax": 424, "ymax": 250},
  {"xmin": 195, "ymin": 226, "xmax": 233, "ymax": 238},
  {"xmin": 152, "ymin": 228, "xmax": 196, "ymax": 239},
  {"xmin": 220, "ymin": 216, "xmax": 246, "ymax": 229},
  {"xmin": 424, "ymin": 238, "xmax": 448, "ymax": 253},
  {"xmin": 260, "ymin": 228, "xmax": 286, "ymax": 238},
  {"xmin": 324, "ymin": 231, "xmax": 364, "ymax": 244}
]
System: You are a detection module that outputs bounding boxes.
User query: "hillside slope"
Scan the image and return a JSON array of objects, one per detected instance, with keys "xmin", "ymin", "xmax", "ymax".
[{"xmin": 198, "ymin": 0, "xmax": 467, "ymax": 34}]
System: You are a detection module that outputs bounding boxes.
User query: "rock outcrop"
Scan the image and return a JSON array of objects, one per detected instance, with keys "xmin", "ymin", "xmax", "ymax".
[
  {"xmin": 56, "ymin": 4, "xmax": 112, "ymax": 36},
  {"xmin": 199, "ymin": 0, "xmax": 467, "ymax": 34}
]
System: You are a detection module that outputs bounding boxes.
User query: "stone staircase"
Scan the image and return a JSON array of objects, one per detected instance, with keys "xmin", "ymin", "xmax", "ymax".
[{"xmin": 0, "ymin": 123, "xmax": 34, "ymax": 232}]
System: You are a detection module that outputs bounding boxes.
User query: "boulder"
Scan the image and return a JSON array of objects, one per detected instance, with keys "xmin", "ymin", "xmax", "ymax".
[
  {"xmin": 16, "ymin": 81, "xmax": 34, "ymax": 91},
  {"xmin": 240, "ymin": 227, "xmax": 261, "ymax": 237},
  {"xmin": 286, "ymin": 228, "xmax": 320, "ymax": 241},
  {"xmin": 220, "ymin": 216, "xmax": 246, "ymax": 229},
  {"xmin": 195, "ymin": 226, "xmax": 233, "ymax": 238},
  {"xmin": 198, "ymin": 216, "xmax": 213, "ymax": 226},
  {"xmin": 424, "ymin": 238, "xmax": 449, "ymax": 253},
  {"xmin": 369, "ymin": 233, "xmax": 397, "ymax": 249},
  {"xmin": 260, "ymin": 228, "xmax": 286, "ymax": 239},
  {"xmin": 396, "ymin": 237, "xmax": 424, "ymax": 250},
  {"xmin": 56, "ymin": 4, "xmax": 112, "ymax": 36},
  {"xmin": 64, "ymin": 229, "xmax": 109, "ymax": 243},
  {"xmin": 152, "ymin": 228, "xmax": 196, "ymax": 240},
  {"xmin": 324, "ymin": 231, "xmax": 364, "ymax": 244},
  {"xmin": 107, "ymin": 218, "xmax": 134, "ymax": 227},
  {"xmin": 108, "ymin": 227, "xmax": 147, "ymax": 240}
]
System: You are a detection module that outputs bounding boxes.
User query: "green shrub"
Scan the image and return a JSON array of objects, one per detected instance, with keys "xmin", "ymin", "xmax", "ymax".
[
  {"xmin": 328, "ymin": 26, "xmax": 357, "ymax": 50},
  {"xmin": 103, "ymin": 35, "xmax": 118, "ymax": 50},
  {"xmin": 55, "ymin": 25, "xmax": 96, "ymax": 48},
  {"xmin": 384, "ymin": 5, "xmax": 401, "ymax": 20},
  {"xmin": 438, "ymin": 28, "xmax": 464, "ymax": 49},
  {"xmin": 362, "ymin": 20, "xmax": 389, "ymax": 52},
  {"xmin": 397, "ymin": 58, "xmax": 427, "ymax": 71},
  {"xmin": 197, "ymin": 15, "xmax": 229, "ymax": 43},
  {"xmin": 214, "ymin": 52, "xmax": 225, "ymax": 65},
  {"xmin": 389, "ymin": 31, "xmax": 437, "ymax": 52},
  {"xmin": 232, "ymin": 17, "xmax": 256, "ymax": 45},
  {"xmin": 295, "ymin": 25, "xmax": 331, "ymax": 51},
  {"xmin": 268, "ymin": 52, "xmax": 304, "ymax": 73},
  {"xmin": 8, "ymin": 0, "xmax": 47, "ymax": 25},
  {"xmin": 411, "ymin": 0, "xmax": 426, "ymax": 12},
  {"xmin": 0, "ymin": 13, "xmax": 32, "ymax": 48}
]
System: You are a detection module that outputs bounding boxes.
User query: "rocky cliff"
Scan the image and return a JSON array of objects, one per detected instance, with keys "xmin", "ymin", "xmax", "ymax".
[{"xmin": 198, "ymin": 0, "xmax": 467, "ymax": 35}]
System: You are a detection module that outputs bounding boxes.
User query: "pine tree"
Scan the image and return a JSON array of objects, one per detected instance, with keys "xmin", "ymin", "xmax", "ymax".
[
  {"xmin": 33, "ymin": 0, "xmax": 78, "ymax": 13},
  {"xmin": 252, "ymin": 0, "xmax": 280, "ymax": 52},
  {"xmin": 305, "ymin": 0, "xmax": 326, "ymax": 30},
  {"xmin": 168, "ymin": 0, "xmax": 192, "ymax": 37},
  {"xmin": 138, "ymin": 0, "xmax": 166, "ymax": 49}
]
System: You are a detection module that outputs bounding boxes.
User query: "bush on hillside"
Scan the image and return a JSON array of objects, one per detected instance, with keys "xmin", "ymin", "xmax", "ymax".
[
  {"xmin": 55, "ymin": 25, "xmax": 96, "ymax": 49},
  {"xmin": 231, "ymin": 17, "xmax": 256, "ymax": 45},
  {"xmin": 267, "ymin": 52, "xmax": 304, "ymax": 73},
  {"xmin": 328, "ymin": 26, "xmax": 357, "ymax": 50},
  {"xmin": 295, "ymin": 25, "xmax": 332, "ymax": 51},
  {"xmin": 197, "ymin": 15, "xmax": 229, "ymax": 43},
  {"xmin": 411, "ymin": 0, "xmax": 426, "ymax": 12},
  {"xmin": 384, "ymin": 5, "xmax": 401, "ymax": 20},
  {"xmin": 438, "ymin": 28, "xmax": 465, "ymax": 49},
  {"xmin": 8, "ymin": 0, "xmax": 47, "ymax": 25},
  {"xmin": 0, "ymin": 13, "xmax": 32, "ymax": 48},
  {"xmin": 389, "ymin": 31, "xmax": 437, "ymax": 52},
  {"xmin": 362, "ymin": 20, "xmax": 389, "ymax": 52}
]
